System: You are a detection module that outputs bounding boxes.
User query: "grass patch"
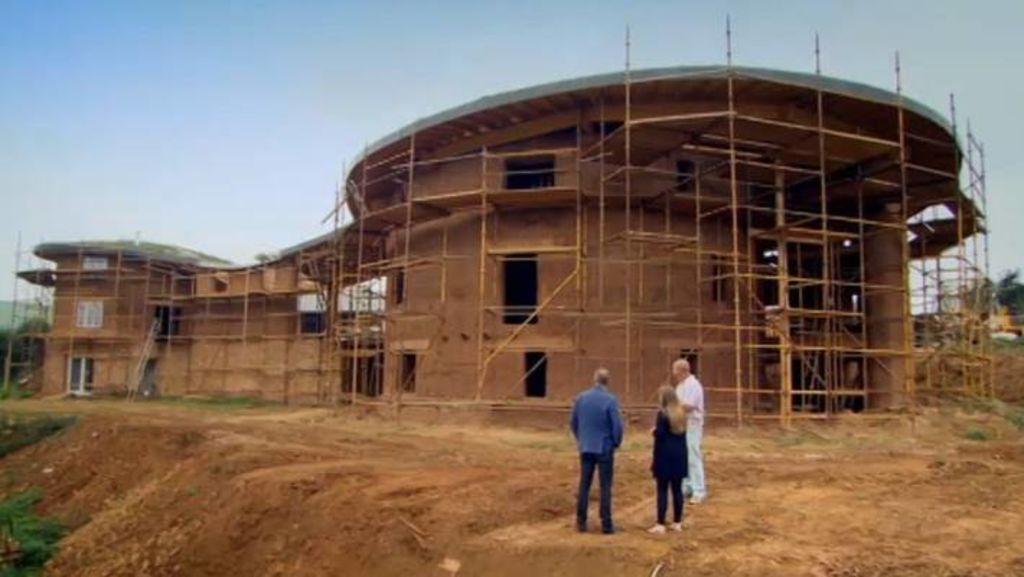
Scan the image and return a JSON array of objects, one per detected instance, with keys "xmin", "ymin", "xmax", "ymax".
[
  {"xmin": 0, "ymin": 384, "xmax": 33, "ymax": 401},
  {"xmin": 992, "ymin": 338, "xmax": 1024, "ymax": 351},
  {"xmin": 0, "ymin": 488, "xmax": 65, "ymax": 576},
  {"xmin": 776, "ymin": 429, "xmax": 832, "ymax": 448},
  {"xmin": 1004, "ymin": 406, "xmax": 1024, "ymax": 430},
  {"xmin": 157, "ymin": 395, "xmax": 274, "ymax": 411},
  {"xmin": 621, "ymin": 440, "xmax": 647, "ymax": 453},
  {"xmin": 521, "ymin": 440, "xmax": 567, "ymax": 452},
  {"xmin": 0, "ymin": 414, "xmax": 76, "ymax": 459},
  {"xmin": 963, "ymin": 428, "xmax": 991, "ymax": 442},
  {"xmin": 956, "ymin": 398, "xmax": 1024, "ymax": 431},
  {"xmin": 498, "ymin": 435, "xmax": 574, "ymax": 453}
]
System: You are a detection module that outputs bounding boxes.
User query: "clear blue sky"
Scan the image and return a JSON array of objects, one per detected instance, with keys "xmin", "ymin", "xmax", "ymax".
[{"xmin": 1, "ymin": 0, "xmax": 1021, "ymax": 300}]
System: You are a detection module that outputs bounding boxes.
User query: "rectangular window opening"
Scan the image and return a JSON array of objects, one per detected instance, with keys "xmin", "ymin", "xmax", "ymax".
[
  {"xmin": 299, "ymin": 312, "xmax": 326, "ymax": 334},
  {"xmin": 592, "ymin": 121, "xmax": 624, "ymax": 136},
  {"xmin": 356, "ymin": 353, "xmax": 384, "ymax": 397},
  {"xmin": 676, "ymin": 159, "xmax": 696, "ymax": 190},
  {"xmin": 756, "ymin": 242, "xmax": 780, "ymax": 307},
  {"xmin": 711, "ymin": 257, "xmax": 727, "ymax": 303},
  {"xmin": 296, "ymin": 293, "xmax": 323, "ymax": 334},
  {"xmin": 340, "ymin": 278, "xmax": 386, "ymax": 313},
  {"xmin": 400, "ymin": 353, "xmax": 417, "ymax": 393},
  {"xmin": 213, "ymin": 274, "xmax": 229, "ymax": 293},
  {"xmin": 394, "ymin": 270, "xmax": 406, "ymax": 304},
  {"xmin": 297, "ymin": 293, "xmax": 326, "ymax": 335},
  {"xmin": 503, "ymin": 253, "xmax": 538, "ymax": 325},
  {"xmin": 524, "ymin": 351, "xmax": 547, "ymax": 398},
  {"xmin": 504, "ymin": 155, "xmax": 555, "ymax": 190},
  {"xmin": 154, "ymin": 306, "xmax": 182, "ymax": 337}
]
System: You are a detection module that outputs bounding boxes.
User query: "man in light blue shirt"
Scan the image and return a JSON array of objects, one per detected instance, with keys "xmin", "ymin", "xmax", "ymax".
[
  {"xmin": 570, "ymin": 368, "xmax": 624, "ymax": 534},
  {"xmin": 674, "ymin": 358, "xmax": 707, "ymax": 503}
]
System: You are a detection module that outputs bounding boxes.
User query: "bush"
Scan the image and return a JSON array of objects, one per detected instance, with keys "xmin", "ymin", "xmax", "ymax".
[
  {"xmin": 0, "ymin": 489, "xmax": 65, "ymax": 576},
  {"xmin": 955, "ymin": 398, "xmax": 1024, "ymax": 431},
  {"xmin": 963, "ymin": 428, "xmax": 991, "ymax": 442},
  {"xmin": 1004, "ymin": 406, "xmax": 1024, "ymax": 430},
  {"xmin": 0, "ymin": 321, "xmax": 48, "ymax": 396},
  {"xmin": 0, "ymin": 386, "xmax": 32, "ymax": 402},
  {"xmin": 0, "ymin": 415, "xmax": 76, "ymax": 459}
]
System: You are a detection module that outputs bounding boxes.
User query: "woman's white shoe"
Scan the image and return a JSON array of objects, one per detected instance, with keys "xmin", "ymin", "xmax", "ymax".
[
  {"xmin": 670, "ymin": 522, "xmax": 683, "ymax": 532},
  {"xmin": 647, "ymin": 524, "xmax": 667, "ymax": 535}
]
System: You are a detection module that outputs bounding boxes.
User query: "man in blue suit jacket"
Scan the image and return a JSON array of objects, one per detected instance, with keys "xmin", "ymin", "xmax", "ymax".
[{"xmin": 570, "ymin": 367, "xmax": 624, "ymax": 534}]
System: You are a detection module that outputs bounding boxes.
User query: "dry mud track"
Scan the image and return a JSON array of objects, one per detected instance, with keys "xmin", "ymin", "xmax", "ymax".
[{"xmin": 2, "ymin": 399, "xmax": 1023, "ymax": 576}]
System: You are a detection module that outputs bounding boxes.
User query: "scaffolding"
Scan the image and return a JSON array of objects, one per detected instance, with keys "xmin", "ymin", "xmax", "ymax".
[
  {"xmin": 12, "ymin": 238, "xmax": 348, "ymax": 401},
  {"xmin": 326, "ymin": 26, "xmax": 991, "ymax": 424},
  {"xmin": 909, "ymin": 100, "xmax": 993, "ymax": 399},
  {"xmin": 12, "ymin": 29, "xmax": 989, "ymax": 420},
  {"xmin": 2, "ymin": 234, "xmax": 52, "ymax": 395}
]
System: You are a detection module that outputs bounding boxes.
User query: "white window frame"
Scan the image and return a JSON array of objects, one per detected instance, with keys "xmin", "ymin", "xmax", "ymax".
[
  {"xmin": 296, "ymin": 293, "xmax": 325, "ymax": 312},
  {"xmin": 339, "ymin": 278, "xmax": 386, "ymax": 313},
  {"xmin": 76, "ymin": 300, "xmax": 104, "ymax": 328},
  {"xmin": 82, "ymin": 256, "xmax": 109, "ymax": 271}
]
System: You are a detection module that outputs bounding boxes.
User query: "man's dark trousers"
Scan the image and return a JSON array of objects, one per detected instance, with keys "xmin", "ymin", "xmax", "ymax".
[{"xmin": 576, "ymin": 451, "xmax": 614, "ymax": 533}]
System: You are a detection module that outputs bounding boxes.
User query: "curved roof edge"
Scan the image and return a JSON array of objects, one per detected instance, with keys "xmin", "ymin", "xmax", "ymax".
[
  {"xmin": 360, "ymin": 64, "xmax": 951, "ymax": 163},
  {"xmin": 35, "ymin": 240, "xmax": 235, "ymax": 269}
]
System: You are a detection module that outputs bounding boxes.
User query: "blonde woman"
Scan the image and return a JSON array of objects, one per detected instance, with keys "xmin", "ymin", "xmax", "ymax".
[{"xmin": 648, "ymin": 385, "xmax": 688, "ymax": 534}]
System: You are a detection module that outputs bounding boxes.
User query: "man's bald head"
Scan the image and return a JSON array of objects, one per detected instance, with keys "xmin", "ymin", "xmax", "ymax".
[
  {"xmin": 672, "ymin": 358, "xmax": 691, "ymax": 380},
  {"xmin": 593, "ymin": 367, "xmax": 610, "ymax": 386}
]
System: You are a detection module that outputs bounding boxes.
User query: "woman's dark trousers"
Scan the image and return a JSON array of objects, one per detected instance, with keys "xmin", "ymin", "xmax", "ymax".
[{"xmin": 656, "ymin": 476, "xmax": 684, "ymax": 524}]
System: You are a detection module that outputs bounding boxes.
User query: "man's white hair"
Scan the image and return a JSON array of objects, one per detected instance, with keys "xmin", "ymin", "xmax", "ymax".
[{"xmin": 673, "ymin": 358, "xmax": 691, "ymax": 374}]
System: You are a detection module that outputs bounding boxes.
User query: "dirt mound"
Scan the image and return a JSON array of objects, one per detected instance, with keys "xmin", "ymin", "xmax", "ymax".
[
  {"xmin": 1, "ymin": 400, "xmax": 1023, "ymax": 576},
  {"xmin": 994, "ymin": 347, "xmax": 1024, "ymax": 403}
]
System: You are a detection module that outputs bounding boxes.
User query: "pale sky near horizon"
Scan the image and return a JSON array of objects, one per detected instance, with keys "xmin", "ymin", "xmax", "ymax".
[{"xmin": 1, "ymin": 0, "xmax": 1022, "ymax": 301}]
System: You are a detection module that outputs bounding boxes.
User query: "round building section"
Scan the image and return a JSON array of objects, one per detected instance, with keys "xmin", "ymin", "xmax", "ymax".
[{"xmin": 337, "ymin": 65, "xmax": 980, "ymax": 422}]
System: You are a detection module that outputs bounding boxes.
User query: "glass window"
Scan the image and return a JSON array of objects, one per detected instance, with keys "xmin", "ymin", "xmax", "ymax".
[
  {"xmin": 76, "ymin": 300, "xmax": 104, "ymax": 328},
  {"xmin": 82, "ymin": 256, "xmax": 108, "ymax": 271}
]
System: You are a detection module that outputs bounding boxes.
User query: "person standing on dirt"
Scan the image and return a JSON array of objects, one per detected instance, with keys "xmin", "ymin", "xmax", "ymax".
[
  {"xmin": 648, "ymin": 385, "xmax": 688, "ymax": 534},
  {"xmin": 673, "ymin": 358, "xmax": 707, "ymax": 503},
  {"xmin": 570, "ymin": 367, "xmax": 624, "ymax": 534}
]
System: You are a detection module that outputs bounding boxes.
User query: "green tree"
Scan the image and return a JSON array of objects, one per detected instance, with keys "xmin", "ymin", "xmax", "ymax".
[
  {"xmin": 995, "ymin": 270, "xmax": 1024, "ymax": 317},
  {"xmin": 1, "ymin": 319, "xmax": 49, "ymax": 396}
]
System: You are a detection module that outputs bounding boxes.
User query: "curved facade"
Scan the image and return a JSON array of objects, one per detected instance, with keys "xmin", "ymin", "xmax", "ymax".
[{"xmin": 338, "ymin": 65, "xmax": 982, "ymax": 421}]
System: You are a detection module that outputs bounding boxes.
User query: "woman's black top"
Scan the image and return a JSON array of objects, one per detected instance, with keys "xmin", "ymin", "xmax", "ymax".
[{"xmin": 652, "ymin": 411, "xmax": 688, "ymax": 481}]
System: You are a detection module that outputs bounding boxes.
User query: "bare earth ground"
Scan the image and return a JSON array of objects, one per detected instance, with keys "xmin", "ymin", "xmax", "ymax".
[{"xmin": 1, "ymin": 399, "xmax": 1023, "ymax": 577}]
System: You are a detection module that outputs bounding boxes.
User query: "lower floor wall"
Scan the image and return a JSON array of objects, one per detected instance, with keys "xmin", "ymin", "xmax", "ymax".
[
  {"xmin": 39, "ymin": 337, "xmax": 339, "ymax": 405},
  {"xmin": 35, "ymin": 328, "xmax": 907, "ymax": 417}
]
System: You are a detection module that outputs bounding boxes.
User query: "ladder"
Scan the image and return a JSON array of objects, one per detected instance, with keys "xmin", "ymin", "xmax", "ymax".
[{"xmin": 127, "ymin": 319, "xmax": 160, "ymax": 401}]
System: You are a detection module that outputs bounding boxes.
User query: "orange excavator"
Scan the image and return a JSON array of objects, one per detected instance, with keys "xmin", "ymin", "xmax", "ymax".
[{"xmin": 992, "ymin": 306, "xmax": 1024, "ymax": 338}]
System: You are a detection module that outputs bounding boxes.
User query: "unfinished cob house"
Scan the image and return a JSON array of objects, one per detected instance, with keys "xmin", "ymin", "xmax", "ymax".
[{"xmin": 14, "ymin": 65, "xmax": 991, "ymax": 424}]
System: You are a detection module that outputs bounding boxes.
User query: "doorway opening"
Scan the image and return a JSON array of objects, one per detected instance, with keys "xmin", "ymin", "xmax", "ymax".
[
  {"xmin": 400, "ymin": 353, "xmax": 417, "ymax": 393},
  {"xmin": 68, "ymin": 356, "xmax": 94, "ymax": 395}
]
